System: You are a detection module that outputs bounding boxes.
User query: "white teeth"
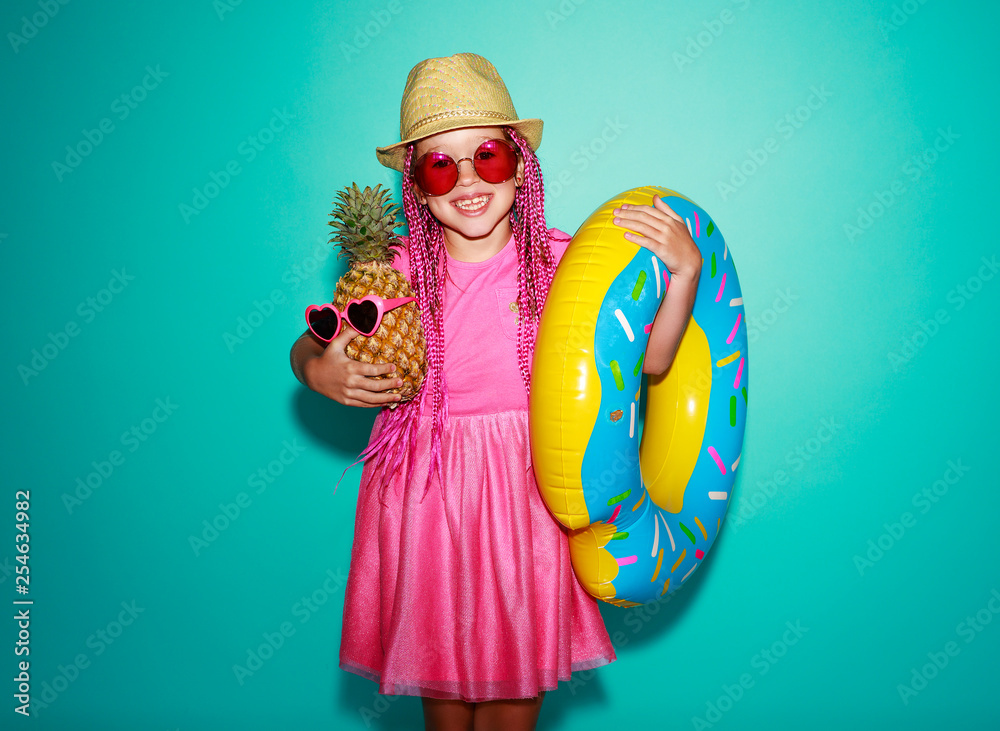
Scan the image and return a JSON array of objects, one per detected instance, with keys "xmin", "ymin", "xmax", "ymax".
[{"xmin": 454, "ymin": 195, "xmax": 489, "ymax": 211}]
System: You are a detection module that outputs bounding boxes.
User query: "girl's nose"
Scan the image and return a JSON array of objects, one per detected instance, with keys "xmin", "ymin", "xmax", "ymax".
[{"xmin": 454, "ymin": 157, "xmax": 481, "ymax": 187}]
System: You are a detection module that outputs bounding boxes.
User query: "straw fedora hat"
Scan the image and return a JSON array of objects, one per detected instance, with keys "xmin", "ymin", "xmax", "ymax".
[{"xmin": 376, "ymin": 53, "xmax": 543, "ymax": 173}]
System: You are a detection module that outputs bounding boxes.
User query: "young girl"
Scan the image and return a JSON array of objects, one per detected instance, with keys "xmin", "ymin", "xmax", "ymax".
[{"xmin": 290, "ymin": 53, "xmax": 701, "ymax": 730}]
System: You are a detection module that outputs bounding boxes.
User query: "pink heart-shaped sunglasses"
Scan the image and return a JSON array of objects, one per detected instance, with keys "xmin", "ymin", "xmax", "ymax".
[{"xmin": 304, "ymin": 295, "xmax": 416, "ymax": 342}]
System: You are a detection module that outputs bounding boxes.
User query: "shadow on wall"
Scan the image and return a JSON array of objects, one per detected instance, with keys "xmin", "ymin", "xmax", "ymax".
[{"xmin": 292, "ymin": 379, "xmax": 380, "ymax": 462}]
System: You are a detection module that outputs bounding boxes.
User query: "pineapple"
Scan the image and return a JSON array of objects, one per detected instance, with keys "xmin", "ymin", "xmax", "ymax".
[{"xmin": 328, "ymin": 183, "xmax": 426, "ymax": 403}]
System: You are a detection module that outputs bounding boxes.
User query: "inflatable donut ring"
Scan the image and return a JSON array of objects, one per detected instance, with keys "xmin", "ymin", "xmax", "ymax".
[{"xmin": 530, "ymin": 186, "xmax": 748, "ymax": 607}]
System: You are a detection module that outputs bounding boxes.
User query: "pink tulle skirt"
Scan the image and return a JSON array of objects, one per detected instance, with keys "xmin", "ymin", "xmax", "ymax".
[{"xmin": 339, "ymin": 409, "xmax": 617, "ymax": 701}]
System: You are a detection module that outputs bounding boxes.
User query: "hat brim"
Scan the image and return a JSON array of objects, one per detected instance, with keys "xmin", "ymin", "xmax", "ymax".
[{"xmin": 376, "ymin": 118, "xmax": 543, "ymax": 172}]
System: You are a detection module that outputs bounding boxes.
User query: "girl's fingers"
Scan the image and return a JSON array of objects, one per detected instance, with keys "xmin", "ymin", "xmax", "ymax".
[
  {"xmin": 652, "ymin": 195, "xmax": 683, "ymax": 222},
  {"xmin": 348, "ymin": 370, "xmax": 404, "ymax": 392},
  {"xmin": 614, "ymin": 216, "xmax": 659, "ymax": 239},
  {"xmin": 615, "ymin": 205, "xmax": 691, "ymax": 245},
  {"xmin": 615, "ymin": 197, "xmax": 683, "ymax": 225},
  {"xmin": 322, "ymin": 323, "xmax": 359, "ymax": 355},
  {"xmin": 370, "ymin": 375, "xmax": 405, "ymax": 392},
  {"xmin": 354, "ymin": 360, "xmax": 398, "ymax": 378},
  {"xmin": 352, "ymin": 359, "xmax": 399, "ymax": 387},
  {"xmin": 349, "ymin": 388, "xmax": 403, "ymax": 405},
  {"xmin": 614, "ymin": 204, "xmax": 661, "ymax": 221},
  {"xmin": 614, "ymin": 206, "xmax": 670, "ymax": 233}
]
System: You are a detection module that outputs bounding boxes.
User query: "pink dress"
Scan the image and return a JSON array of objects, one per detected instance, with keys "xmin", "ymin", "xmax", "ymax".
[{"xmin": 338, "ymin": 227, "xmax": 617, "ymax": 701}]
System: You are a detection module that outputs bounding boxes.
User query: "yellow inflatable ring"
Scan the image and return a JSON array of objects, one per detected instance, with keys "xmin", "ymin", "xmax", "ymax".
[{"xmin": 530, "ymin": 186, "xmax": 748, "ymax": 607}]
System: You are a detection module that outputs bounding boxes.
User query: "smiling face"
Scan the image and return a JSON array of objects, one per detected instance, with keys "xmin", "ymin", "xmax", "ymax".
[{"xmin": 410, "ymin": 126, "xmax": 525, "ymax": 261}]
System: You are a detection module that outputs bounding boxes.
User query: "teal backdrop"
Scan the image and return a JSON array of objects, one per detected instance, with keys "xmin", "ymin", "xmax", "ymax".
[{"xmin": 3, "ymin": 1, "xmax": 998, "ymax": 729}]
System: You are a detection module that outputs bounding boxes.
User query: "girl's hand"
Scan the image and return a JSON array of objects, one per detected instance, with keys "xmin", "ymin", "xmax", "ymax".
[
  {"xmin": 300, "ymin": 326, "xmax": 403, "ymax": 408},
  {"xmin": 613, "ymin": 195, "xmax": 702, "ymax": 283}
]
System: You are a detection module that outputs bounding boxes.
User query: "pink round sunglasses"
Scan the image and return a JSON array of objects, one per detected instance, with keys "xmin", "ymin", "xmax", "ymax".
[{"xmin": 305, "ymin": 295, "xmax": 416, "ymax": 342}]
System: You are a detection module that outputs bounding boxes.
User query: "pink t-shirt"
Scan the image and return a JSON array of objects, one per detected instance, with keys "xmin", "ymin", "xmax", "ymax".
[{"xmin": 391, "ymin": 228, "xmax": 572, "ymax": 416}]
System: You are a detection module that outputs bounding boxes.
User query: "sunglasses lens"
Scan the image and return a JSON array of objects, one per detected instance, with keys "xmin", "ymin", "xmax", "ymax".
[
  {"xmin": 308, "ymin": 308, "xmax": 340, "ymax": 340},
  {"xmin": 414, "ymin": 152, "xmax": 457, "ymax": 197},
  {"xmin": 413, "ymin": 140, "xmax": 518, "ymax": 195},
  {"xmin": 346, "ymin": 300, "xmax": 380, "ymax": 335},
  {"xmin": 473, "ymin": 140, "xmax": 518, "ymax": 184}
]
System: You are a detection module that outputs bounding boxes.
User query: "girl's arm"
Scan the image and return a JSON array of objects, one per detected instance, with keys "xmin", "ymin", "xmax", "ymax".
[
  {"xmin": 611, "ymin": 195, "xmax": 703, "ymax": 376},
  {"xmin": 641, "ymin": 271, "xmax": 699, "ymax": 374},
  {"xmin": 290, "ymin": 329, "xmax": 324, "ymax": 387}
]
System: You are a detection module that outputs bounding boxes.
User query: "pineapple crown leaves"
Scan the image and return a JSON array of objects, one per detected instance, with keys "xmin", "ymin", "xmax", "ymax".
[{"xmin": 328, "ymin": 182, "xmax": 404, "ymax": 264}]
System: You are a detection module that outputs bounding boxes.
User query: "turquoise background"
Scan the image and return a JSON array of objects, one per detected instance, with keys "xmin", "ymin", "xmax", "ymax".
[{"xmin": 2, "ymin": 0, "xmax": 997, "ymax": 728}]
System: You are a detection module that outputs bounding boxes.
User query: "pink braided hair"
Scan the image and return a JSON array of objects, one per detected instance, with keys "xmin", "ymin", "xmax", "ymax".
[{"xmin": 358, "ymin": 126, "xmax": 556, "ymax": 504}]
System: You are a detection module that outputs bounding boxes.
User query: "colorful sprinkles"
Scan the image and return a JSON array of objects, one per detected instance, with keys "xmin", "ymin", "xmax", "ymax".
[
  {"xmin": 610, "ymin": 360, "xmax": 624, "ymax": 390},
  {"xmin": 631, "ymin": 270, "xmax": 647, "ymax": 301},
  {"xmin": 607, "ymin": 489, "xmax": 631, "ymax": 506}
]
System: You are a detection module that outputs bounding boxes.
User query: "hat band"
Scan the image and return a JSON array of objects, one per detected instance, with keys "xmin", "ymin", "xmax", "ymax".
[{"xmin": 405, "ymin": 109, "xmax": 515, "ymax": 139}]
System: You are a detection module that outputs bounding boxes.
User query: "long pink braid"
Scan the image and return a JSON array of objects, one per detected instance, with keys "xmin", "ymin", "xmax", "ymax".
[
  {"xmin": 359, "ymin": 127, "xmax": 556, "ymax": 504},
  {"xmin": 507, "ymin": 127, "xmax": 557, "ymax": 395}
]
